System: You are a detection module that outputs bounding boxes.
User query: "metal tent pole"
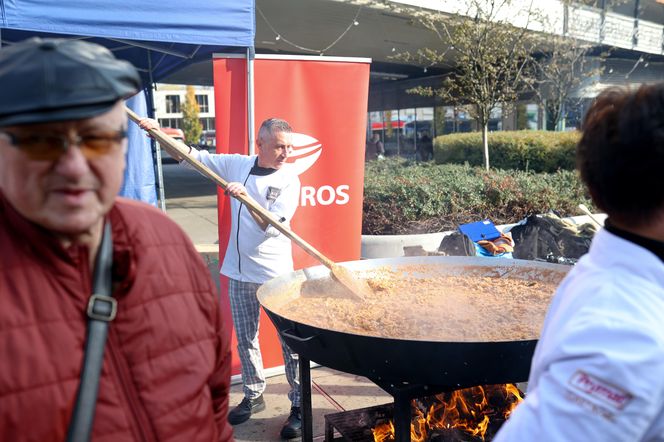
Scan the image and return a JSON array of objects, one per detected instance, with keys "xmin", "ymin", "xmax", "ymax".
[
  {"xmin": 247, "ymin": 47, "xmax": 256, "ymax": 155},
  {"xmin": 147, "ymin": 50, "xmax": 166, "ymax": 212}
]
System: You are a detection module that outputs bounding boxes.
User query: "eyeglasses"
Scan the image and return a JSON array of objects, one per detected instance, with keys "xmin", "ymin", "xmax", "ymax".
[{"xmin": 0, "ymin": 129, "xmax": 127, "ymax": 161}]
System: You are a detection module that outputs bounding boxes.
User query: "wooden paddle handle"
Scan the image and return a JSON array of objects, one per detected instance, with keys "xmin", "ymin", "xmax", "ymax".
[
  {"xmin": 125, "ymin": 107, "xmax": 336, "ymax": 269},
  {"xmin": 578, "ymin": 204, "xmax": 603, "ymax": 228}
]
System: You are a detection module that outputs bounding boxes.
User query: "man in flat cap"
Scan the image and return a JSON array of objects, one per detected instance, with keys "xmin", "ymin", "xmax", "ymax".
[{"xmin": 0, "ymin": 38, "xmax": 234, "ymax": 441}]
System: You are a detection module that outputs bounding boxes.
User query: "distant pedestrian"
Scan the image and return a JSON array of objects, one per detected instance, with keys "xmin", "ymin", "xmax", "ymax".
[
  {"xmin": 366, "ymin": 132, "xmax": 385, "ymax": 161},
  {"xmin": 417, "ymin": 131, "xmax": 433, "ymax": 161}
]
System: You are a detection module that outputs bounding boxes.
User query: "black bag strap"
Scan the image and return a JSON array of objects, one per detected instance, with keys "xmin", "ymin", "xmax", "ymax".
[{"xmin": 66, "ymin": 222, "xmax": 116, "ymax": 442}]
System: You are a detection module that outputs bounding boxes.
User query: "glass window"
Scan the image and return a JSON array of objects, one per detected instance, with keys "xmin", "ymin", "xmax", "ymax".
[
  {"xmin": 200, "ymin": 117, "xmax": 215, "ymax": 131},
  {"xmin": 196, "ymin": 95, "xmax": 209, "ymax": 113},
  {"xmin": 158, "ymin": 118, "xmax": 182, "ymax": 129},
  {"xmin": 368, "ymin": 111, "xmax": 383, "ymax": 141},
  {"xmin": 564, "ymin": 98, "xmax": 591, "ymax": 131},
  {"xmin": 400, "ymin": 108, "xmax": 416, "ymax": 159},
  {"xmin": 434, "ymin": 106, "xmax": 447, "ymax": 136},
  {"xmin": 516, "ymin": 103, "xmax": 539, "ymax": 130},
  {"xmin": 415, "ymin": 107, "xmax": 434, "ymax": 137},
  {"xmin": 526, "ymin": 104, "xmax": 538, "ymax": 130},
  {"xmin": 165, "ymin": 95, "xmax": 181, "ymax": 114},
  {"xmin": 442, "ymin": 106, "xmax": 457, "ymax": 134},
  {"xmin": 381, "ymin": 110, "xmax": 400, "ymax": 157},
  {"xmin": 488, "ymin": 105, "xmax": 503, "ymax": 131},
  {"xmin": 368, "ymin": 111, "xmax": 383, "ymax": 124},
  {"xmin": 456, "ymin": 106, "xmax": 474, "ymax": 133}
]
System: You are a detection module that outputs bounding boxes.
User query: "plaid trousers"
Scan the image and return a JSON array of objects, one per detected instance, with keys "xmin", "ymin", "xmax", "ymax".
[{"xmin": 228, "ymin": 278, "xmax": 301, "ymax": 407}]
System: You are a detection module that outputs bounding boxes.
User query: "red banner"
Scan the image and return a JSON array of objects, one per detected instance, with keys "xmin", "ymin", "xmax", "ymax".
[{"xmin": 213, "ymin": 55, "xmax": 371, "ymax": 375}]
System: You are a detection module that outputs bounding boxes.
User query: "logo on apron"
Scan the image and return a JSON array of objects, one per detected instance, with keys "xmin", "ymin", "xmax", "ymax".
[{"xmin": 266, "ymin": 186, "xmax": 282, "ymax": 202}]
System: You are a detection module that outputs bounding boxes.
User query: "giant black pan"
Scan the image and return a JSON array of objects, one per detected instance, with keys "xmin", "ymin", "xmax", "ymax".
[{"xmin": 258, "ymin": 256, "xmax": 570, "ymax": 389}]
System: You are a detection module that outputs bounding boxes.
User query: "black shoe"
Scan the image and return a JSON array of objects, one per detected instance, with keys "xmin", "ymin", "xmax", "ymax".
[
  {"xmin": 280, "ymin": 406, "xmax": 302, "ymax": 439},
  {"xmin": 227, "ymin": 395, "xmax": 266, "ymax": 425}
]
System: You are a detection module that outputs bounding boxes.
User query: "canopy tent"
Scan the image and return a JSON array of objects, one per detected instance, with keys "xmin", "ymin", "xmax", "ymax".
[
  {"xmin": 0, "ymin": 0, "xmax": 254, "ymax": 83},
  {"xmin": 1, "ymin": 0, "xmax": 255, "ymax": 206}
]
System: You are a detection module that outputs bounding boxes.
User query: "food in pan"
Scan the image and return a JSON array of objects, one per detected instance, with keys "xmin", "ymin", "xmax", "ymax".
[{"xmin": 263, "ymin": 264, "xmax": 564, "ymax": 342}]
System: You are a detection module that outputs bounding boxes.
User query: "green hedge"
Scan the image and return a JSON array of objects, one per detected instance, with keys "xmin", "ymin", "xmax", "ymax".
[
  {"xmin": 363, "ymin": 158, "xmax": 593, "ymax": 235},
  {"xmin": 433, "ymin": 130, "xmax": 580, "ymax": 173}
]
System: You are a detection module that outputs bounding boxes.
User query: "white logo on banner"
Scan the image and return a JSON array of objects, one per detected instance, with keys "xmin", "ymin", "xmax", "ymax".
[
  {"xmin": 285, "ymin": 132, "xmax": 351, "ymax": 207},
  {"xmin": 285, "ymin": 132, "xmax": 322, "ymax": 176}
]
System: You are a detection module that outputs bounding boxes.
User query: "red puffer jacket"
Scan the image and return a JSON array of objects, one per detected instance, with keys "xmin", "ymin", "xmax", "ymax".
[{"xmin": 0, "ymin": 195, "xmax": 234, "ymax": 442}]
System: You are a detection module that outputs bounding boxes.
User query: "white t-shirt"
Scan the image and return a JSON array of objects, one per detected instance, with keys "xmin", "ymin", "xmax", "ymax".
[
  {"xmin": 494, "ymin": 228, "xmax": 664, "ymax": 442},
  {"xmin": 186, "ymin": 149, "xmax": 300, "ymax": 283}
]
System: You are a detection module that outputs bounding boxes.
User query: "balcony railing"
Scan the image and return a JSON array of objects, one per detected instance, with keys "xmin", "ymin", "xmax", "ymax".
[
  {"xmin": 636, "ymin": 19, "xmax": 664, "ymax": 54},
  {"xmin": 390, "ymin": 0, "xmax": 664, "ymax": 55}
]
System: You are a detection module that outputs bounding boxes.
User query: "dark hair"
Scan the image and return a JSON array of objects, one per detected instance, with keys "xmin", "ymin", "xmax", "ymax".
[{"xmin": 577, "ymin": 84, "xmax": 664, "ymax": 226}]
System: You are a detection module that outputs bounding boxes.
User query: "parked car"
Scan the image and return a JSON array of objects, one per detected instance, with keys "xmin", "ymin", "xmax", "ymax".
[
  {"xmin": 189, "ymin": 130, "xmax": 217, "ymax": 154},
  {"xmin": 161, "ymin": 127, "xmax": 185, "ymax": 142},
  {"xmin": 158, "ymin": 127, "xmax": 185, "ymax": 163}
]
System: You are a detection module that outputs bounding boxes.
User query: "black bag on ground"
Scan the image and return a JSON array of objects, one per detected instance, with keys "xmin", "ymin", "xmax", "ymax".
[
  {"xmin": 509, "ymin": 212, "xmax": 597, "ymax": 261},
  {"xmin": 438, "ymin": 232, "xmax": 476, "ymax": 256}
]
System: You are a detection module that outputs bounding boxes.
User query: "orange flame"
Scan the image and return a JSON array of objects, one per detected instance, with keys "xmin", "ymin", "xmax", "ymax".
[
  {"xmin": 503, "ymin": 384, "xmax": 524, "ymax": 419},
  {"xmin": 372, "ymin": 384, "xmax": 523, "ymax": 442},
  {"xmin": 372, "ymin": 420, "xmax": 394, "ymax": 442}
]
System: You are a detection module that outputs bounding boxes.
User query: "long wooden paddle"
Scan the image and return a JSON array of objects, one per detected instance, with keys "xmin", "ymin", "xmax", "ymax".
[{"xmin": 126, "ymin": 107, "xmax": 370, "ymax": 301}]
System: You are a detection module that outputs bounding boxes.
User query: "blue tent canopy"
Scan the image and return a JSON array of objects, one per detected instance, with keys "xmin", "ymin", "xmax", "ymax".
[
  {"xmin": 1, "ymin": 0, "xmax": 255, "ymax": 206},
  {"xmin": 0, "ymin": 0, "xmax": 254, "ymax": 83}
]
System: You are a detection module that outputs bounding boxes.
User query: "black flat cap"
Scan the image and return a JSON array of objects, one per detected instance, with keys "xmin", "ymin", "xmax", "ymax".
[{"xmin": 0, "ymin": 37, "xmax": 141, "ymax": 127}]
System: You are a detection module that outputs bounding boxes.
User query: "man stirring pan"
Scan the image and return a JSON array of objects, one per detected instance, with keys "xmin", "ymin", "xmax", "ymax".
[
  {"xmin": 495, "ymin": 85, "xmax": 664, "ymax": 441},
  {"xmin": 139, "ymin": 116, "xmax": 303, "ymax": 440}
]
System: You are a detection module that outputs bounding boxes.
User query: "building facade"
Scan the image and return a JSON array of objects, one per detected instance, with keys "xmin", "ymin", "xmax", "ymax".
[{"xmin": 153, "ymin": 84, "xmax": 216, "ymax": 146}]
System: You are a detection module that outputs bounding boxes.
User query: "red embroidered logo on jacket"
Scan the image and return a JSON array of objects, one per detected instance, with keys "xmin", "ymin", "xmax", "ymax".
[{"xmin": 569, "ymin": 370, "xmax": 633, "ymax": 410}]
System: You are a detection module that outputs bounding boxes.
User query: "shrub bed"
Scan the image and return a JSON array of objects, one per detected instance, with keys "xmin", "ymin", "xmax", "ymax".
[
  {"xmin": 434, "ymin": 130, "xmax": 580, "ymax": 173},
  {"xmin": 362, "ymin": 158, "xmax": 593, "ymax": 235}
]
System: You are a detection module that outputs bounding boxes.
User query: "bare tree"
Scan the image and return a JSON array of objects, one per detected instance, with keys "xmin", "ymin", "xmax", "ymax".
[
  {"xmin": 403, "ymin": 0, "xmax": 537, "ymax": 170},
  {"xmin": 528, "ymin": 35, "xmax": 603, "ymax": 131}
]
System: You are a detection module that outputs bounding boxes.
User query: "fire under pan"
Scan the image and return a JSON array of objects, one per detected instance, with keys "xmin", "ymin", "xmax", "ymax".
[{"xmin": 323, "ymin": 383, "xmax": 518, "ymax": 442}]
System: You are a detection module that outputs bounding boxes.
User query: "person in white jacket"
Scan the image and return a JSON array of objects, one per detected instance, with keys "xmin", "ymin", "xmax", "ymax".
[
  {"xmin": 495, "ymin": 85, "xmax": 664, "ymax": 441},
  {"xmin": 139, "ymin": 117, "xmax": 303, "ymax": 440}
]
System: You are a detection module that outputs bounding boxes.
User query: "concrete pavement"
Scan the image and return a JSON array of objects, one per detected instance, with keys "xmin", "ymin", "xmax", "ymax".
[
  {"xmin": 228, "ymin": 367, "xmax": 392, "ymax": 442},
  {"xmin": 161, "ymin": 163, "xmax": 219, "ymax": 245}
]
